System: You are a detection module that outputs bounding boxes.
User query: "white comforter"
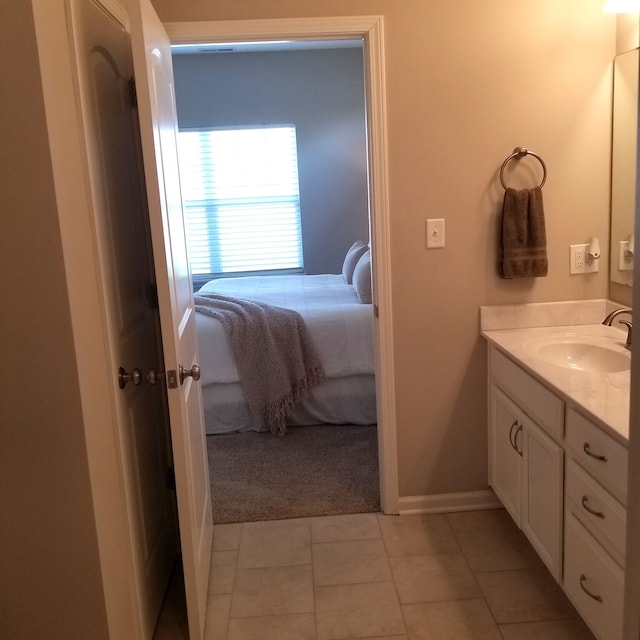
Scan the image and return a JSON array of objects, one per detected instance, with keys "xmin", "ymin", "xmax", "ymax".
[{"xmin": 195, "ymin": 274, "xmax": 375, "ymax": 386}]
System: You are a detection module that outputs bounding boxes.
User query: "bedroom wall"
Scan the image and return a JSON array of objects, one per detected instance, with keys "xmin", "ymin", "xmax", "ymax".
[
  {"xmin": 152, "ymin": 0, "xmax": 616, "ymax": 501},
  {"xmin": 172, "ymin": 48, "xmax": 370, "ymax": 275},
  {"xmin": 0, "ymin": 1, "xmax": 109, "ymax": 638}
]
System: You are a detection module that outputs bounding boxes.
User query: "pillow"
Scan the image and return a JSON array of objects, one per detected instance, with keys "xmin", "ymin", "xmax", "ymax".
[
  {"xmin": 352, "ymin": 250, "xmax": 372, "ymax": 304},
  {"xmin": 342, "ymin": 241, "xmax": 368, "ymax": 284}
]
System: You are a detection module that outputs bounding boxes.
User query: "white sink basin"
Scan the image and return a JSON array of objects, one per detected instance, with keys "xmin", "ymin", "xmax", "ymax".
[{"xmin": 525, "ymin": 335, "xmax": 631, "ymax": 373}]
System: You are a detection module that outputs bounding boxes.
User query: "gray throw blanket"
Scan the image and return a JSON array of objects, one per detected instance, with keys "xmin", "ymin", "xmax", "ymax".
[{"xmin": 194, "ymin": 293, "xmax": 325, "ymax": 436}]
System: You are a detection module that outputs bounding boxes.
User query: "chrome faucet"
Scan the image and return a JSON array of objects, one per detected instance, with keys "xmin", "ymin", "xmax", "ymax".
[{"xmin": 602, "ymin": 307, "xmax": 632, "ymax": 350}]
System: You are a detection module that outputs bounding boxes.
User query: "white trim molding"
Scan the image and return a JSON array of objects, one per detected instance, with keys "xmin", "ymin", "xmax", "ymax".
[
  {"xmin": 398, "ymin": 490, "xmax": 502, "ymax": 516},
  {"xmin": 165, "ymin": 16, "xmax": 387, "ymax": 44},
  {"xmin": 165, "ymin": 16, "xmax": 399, "ymax": 514}
]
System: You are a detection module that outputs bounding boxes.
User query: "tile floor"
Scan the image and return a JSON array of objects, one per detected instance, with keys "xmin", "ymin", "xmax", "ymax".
[{"xmin": 153, "ymin": 508, "xmax": 597, "ymax": 640}]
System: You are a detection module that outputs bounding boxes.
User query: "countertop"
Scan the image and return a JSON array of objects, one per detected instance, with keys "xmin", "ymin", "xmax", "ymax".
[{"xmin": 482, "ymin": 324, "xmax": 630, "ymax": 444}]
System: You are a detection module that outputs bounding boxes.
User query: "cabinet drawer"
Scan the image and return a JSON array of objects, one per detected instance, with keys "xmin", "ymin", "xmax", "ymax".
[
  {"xmin": 565, "ymin": 408, "xmax": 628, "ymax": 505},
  {"xmin": 563, "ymin": 512, "xmax": 624, "ymax": 640},
  {"xmin": 490, "ymin": 347, "xmax": 564, "ymax": 442},
  {"xmin": 565, "ymin": 458, "xmax": 626, "ymax": 566}
]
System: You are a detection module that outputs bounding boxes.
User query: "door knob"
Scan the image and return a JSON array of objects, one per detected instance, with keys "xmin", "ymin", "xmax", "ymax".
[
  {"xmin": 118, "ymin": 366, "xmax": 142, "ymax": 389},
  {"xmin": 179, "ymin": 362, "xmax": 201, "ymax": 385},
  {"xmin": 146, "ymin": 368, "xmax": 164, "ymax": 385}
]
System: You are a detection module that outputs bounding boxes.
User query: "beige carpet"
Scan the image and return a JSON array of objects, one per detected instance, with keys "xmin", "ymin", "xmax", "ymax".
[{"xmin": 207, "ymin": 424, "xmax": 380, "ymax": 524}]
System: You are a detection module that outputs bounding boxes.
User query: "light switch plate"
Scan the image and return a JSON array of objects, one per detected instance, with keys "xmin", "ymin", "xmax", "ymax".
[{"xmin": 426, "ymin": 218, "xmax": 445, "ymax": 248}]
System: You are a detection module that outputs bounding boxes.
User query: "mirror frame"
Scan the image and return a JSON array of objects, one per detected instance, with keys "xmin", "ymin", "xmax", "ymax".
[{"xmin": 610, "ymin": 47, "xmax": 639, "ymax": 288}]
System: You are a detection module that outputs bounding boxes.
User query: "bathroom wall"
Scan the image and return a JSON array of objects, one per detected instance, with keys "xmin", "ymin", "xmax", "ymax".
[
  {"xmin": 616, "ymin": 11, "xmax": 639, "ymax": 54},
  {"xmin": 152, "ymin": 0, "xmax": 616, "ymax": 500},
  {"xmin": 0, "ymin": 0, "xmax": 110, "ymax": 636}
]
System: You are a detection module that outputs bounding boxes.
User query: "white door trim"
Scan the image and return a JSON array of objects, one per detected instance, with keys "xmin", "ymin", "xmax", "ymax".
[{"xmin": 165, "ymin": 16, "xmax": 399, "ymax": 513}]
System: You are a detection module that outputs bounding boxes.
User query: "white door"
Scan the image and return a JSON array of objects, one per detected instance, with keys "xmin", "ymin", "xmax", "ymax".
[
  {"xmin": 67, "ymin": 0, "xmax": 177, "ymax": 636},
  {"xmin": 129, "ymin": 1, "xmax": 214, "ymax": 638}
]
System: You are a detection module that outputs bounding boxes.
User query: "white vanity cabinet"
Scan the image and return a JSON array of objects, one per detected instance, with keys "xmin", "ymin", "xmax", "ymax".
[
  {"xmin": 486, "ymin": 342, "xmax": 629, "ymax": 640},
  {"xmin": 488, "ymin": 348, "xmax": 564, "ymax": 580}
]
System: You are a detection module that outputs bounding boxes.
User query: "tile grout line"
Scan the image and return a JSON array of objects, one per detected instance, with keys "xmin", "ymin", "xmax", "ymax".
[
  {"xmin": 222, "ymin": 522, "xmax": 243, "ymax": 640},
  {"xmin": 378, "ymin": 516, "xmax": 411, "ymax": 638},
  {"xmin": 443, "ymin": 511, "xmax": 508, "ymax": 637},
  {"xmin": 307, "ymin": 519, "xmax": 320, "ymax": 640}
]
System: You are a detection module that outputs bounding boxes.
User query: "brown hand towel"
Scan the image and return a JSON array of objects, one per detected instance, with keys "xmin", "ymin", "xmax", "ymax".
[{"xmin": 501, "ymin": 186, "xmax": 548, "ymax": 278}]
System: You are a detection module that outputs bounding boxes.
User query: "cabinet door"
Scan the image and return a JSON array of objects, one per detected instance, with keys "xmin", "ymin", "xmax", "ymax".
[
  {"xmin": 522, "ymin": 417, "xmax": 564, "ymax": 581},
  {"xmin": 490, "ymin": 386, "xmax": 523, "ymax": 525}
]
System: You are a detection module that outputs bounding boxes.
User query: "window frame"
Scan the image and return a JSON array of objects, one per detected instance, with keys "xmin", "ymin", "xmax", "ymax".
[{"xmin": 177, "ymin": 124, "xmax": 305, "ymax": 287}]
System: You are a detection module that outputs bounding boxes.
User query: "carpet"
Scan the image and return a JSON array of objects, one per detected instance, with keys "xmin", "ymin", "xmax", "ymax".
[{"xmin": 207, "ymin": 424, "xmax": 380, "ymax": 524}]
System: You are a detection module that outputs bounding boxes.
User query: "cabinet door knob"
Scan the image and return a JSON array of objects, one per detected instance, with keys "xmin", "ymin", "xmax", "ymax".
[
  {"xmin": 583, "ymin": 442, "xmax": 607, "ymax": 462},
  {"xmin": 581, "ymin": 495, "xmax": 605, "ymax": 519}
]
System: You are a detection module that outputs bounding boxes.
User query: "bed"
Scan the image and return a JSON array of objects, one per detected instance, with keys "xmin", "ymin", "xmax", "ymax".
[{"xmin": 194, "ymin": 243, "xmax": 376, "ymax": 435}]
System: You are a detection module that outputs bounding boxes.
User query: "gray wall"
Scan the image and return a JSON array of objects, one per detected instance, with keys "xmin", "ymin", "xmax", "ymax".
[{"xmin": 172, "ymin": 47, "xmax": 370, "ymax": 275}]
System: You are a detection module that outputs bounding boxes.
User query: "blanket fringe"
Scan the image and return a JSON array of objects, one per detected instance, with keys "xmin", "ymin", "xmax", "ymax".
[
  {"xmin": 262, "ymin": 365, "xmax": 325, "ymax": 436},
  {"xmin": 194, "ymin": 293, "xmax": 325, "ymax": 436}
]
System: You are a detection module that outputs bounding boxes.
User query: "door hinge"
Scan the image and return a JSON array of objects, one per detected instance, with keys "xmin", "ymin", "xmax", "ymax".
[
  {"xmin": 167, "ymin": 467, "xmax": 176, "ymax": 490},
  {"xmin": 128, "ymin": 77, "xmax": 137, "ymax": 108},
  {"xmin": 374, "ymin": 304, "xmax": 379, "ymax": 319}
]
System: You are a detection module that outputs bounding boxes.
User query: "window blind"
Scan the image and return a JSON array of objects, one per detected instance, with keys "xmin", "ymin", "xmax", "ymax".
[{"xmin": 178, "ymin": 126, "xmax": 304, "ymax": 277}]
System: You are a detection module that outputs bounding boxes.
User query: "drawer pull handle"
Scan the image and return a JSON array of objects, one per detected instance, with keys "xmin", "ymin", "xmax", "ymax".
[
  {"xmin": 509, "ymin": 420, "xmax": 523, "ymax": 456},
  {"xmin": 581, "ymin": 496, "xmax": 605, "ymax": 519},
  {"xmin": 509, "ymin": 420, "xmax": 518, "ymax": 449},
  {"xmin": 579, "ymin": 574, "xmax": 603, "ymax": 602},
  {"xmin": 514, "ymin": 424, "xmax": 523, "ymax": 457},
  {"xmin": 583, "ymin": 442, "xmax": 607, "ymax": 462}
]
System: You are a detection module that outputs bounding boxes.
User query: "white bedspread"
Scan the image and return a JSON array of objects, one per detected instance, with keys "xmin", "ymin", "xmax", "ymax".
[{"xmin": 196, "ymin": 274, "xmax": 375, "ymax": 386}]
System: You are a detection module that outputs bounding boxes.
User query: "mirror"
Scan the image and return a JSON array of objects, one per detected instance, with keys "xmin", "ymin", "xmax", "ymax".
[{"xmin": 610, "ymin": 47, "xmax": 638, "ymax": 288}]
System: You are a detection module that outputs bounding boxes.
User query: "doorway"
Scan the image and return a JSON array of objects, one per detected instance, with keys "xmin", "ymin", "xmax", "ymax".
[
  {"xmin": 162, "ymin": 16, "xmax": 398, "ymax": 521},
  {"xmin": 164, "ymin": 16, "xmax": 398, "ymax": 519},
  {"xmin": 171, "ymin": 39, "xmax": 379, "ymax": 523}
]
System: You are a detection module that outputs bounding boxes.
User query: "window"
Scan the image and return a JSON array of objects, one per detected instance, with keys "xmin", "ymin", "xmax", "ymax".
[{"xmin": 178, "ymin": 125, "xmax": 304, "ymax": 283}]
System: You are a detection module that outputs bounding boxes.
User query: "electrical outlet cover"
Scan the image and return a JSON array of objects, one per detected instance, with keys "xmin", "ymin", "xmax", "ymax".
[
  {"xmin": 619, "ymin": 240, "xmax": 633, "ymax": 271},
  {"xmin": 570, "ymin": 243, "xmax": 599, "ymax": 274}
]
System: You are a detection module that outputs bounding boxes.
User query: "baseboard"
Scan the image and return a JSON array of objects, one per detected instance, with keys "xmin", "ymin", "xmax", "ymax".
[{"xmin": 398, "ymin": 489, "xmax": 502, "ymax": 515}]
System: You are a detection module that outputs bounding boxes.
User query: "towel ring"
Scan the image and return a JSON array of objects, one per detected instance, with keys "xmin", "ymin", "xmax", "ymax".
[{"xmin": 499, "ymin": 147, "xmax": 547, "ymax": 190}]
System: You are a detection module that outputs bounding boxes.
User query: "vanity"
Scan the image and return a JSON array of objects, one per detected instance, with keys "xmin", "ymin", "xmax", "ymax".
[{"xmin": 481, "ymin": 305, "xmax": 630, "ymax": 640}]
